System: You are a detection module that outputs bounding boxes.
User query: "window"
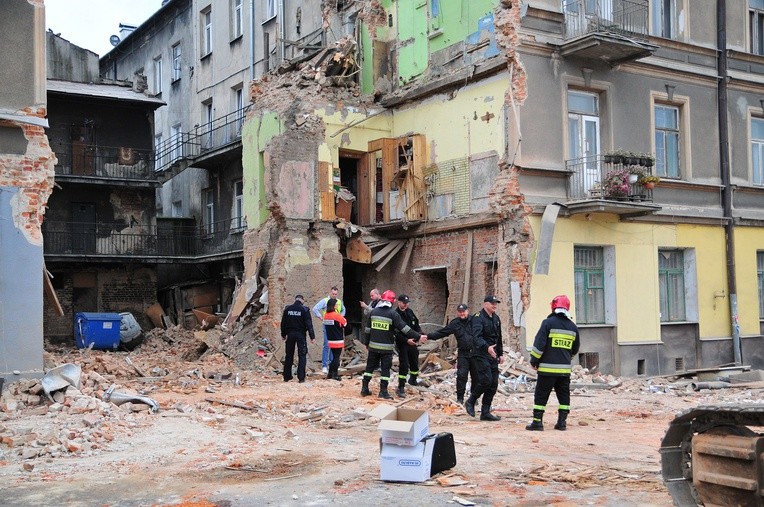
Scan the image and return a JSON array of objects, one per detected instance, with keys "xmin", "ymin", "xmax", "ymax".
[
  {"xmin": 233, "ymin": 180, "xmax": 244, "ymax": 230},
  {"xmin": 659, "ymin": 249, "xmax": 686, "ymax": 322},
  {"xmin": 154, "ymin": 134, "xmax": 164, "ymax": 169},
  {"xmin": 204, "ymin": 188, "xmax": 215, "ymax": 235},
  {"xmin": 234, "ymin": 86, "xmax": 244, "ymax": 134},
  {"xmin": 171, "ymin": 44, "xmax": 182, "ymax": 81},
  {"xmin": 170, "ymin": 124, "xmax": 182, "ymax": 161},
  {"xmin": 202, "ymin": 8, "xmax": 212, "ymax": 56},
  {"xmin": 568, "ymin": 90, "xmax": 600, "ymax": 198},
  {"xmin": 651, "ymin": 0, "xmax": 678, "ymax": 39},
  {"xmin": 153, "ymin": 56, "xmax": 162, "ymax": 94},
  {"xmin": 202, "ymin": 101, "xmax": 213, "ymax": 148},
  {"xmin": 751, "ymin": 0, "xmax": 764, "ymax": 55},
  {"xmin": 574, "ymin": 247, "xmax": 605, "ymax": 324},
  {"xmin": 266, "ymin": 0, "xmax": 276, "ymax": 20},
  {"xmin": 753, "ymin": 118, "xmax": 764, "ymax": 185},
  {"xmin": 655, "ymin": 104, "xmax": 680, "ymax": 178},
  {"xmin": 232, "ymin": 0, "xmax": 243, "ymax": 39},
  {"xmin": 758, "ymin": 251, "xmax": 764, "ymax": 318}
]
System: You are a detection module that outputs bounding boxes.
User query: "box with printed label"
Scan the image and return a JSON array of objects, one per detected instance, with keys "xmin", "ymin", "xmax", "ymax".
[
  {"xmin": 370, "ymin": 404, "xmax": 429, "ymax": 446},
  {"xmin": 379, "ymin": 438, "xmax": 434, "ymax": 482}
]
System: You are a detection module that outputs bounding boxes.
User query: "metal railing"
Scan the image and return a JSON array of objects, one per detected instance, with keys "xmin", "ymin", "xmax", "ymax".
[
  {"xmin": 54, "ymin": 145, "xmax": 156, "ymax": 180},
  {"xmin": 154, "ymin": 105, "xmax": 250, "ymax": 173},
  {"xmin": 565, "ymin": 154, "xmax": 654, "ymax": 202},
  {"xmin": 563, "ymin": 0, "xmax": 649, "ymax": 40},
  {"xmin": 43, "ymin": 219, "xmax": 244, "ymax": 258}
]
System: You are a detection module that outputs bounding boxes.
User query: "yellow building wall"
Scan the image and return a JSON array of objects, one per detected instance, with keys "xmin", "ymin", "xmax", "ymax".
[
  {"xmin": 733, "ymin": 227, "xmax": 764, "ymax": 336},
  {"xmin": 527, "ymin": 215, "xmax": 733, "ymax": 348}
]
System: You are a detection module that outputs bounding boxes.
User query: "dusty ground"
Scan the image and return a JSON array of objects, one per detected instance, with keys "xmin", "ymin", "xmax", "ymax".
[{"xmin": 1, "ymin": 328, "xmax": 761, "ymax": 507}]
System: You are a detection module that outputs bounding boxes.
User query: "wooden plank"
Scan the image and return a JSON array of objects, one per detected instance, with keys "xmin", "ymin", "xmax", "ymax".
[
  {"xmin": 398, "ymin": 239, "xmax": 415, "ymax": 275},
  {"xmin": 320, "ymin": 191, "xmax": 336, "ymax": 221},
  {"xmin": 371, "ymin": 239, "xmax": 403, "ymax": 264},
  {"xmin": 382, "ymin": 138, "xmax": 397, "ymax": 223},
  {"xmin": 358, "ymin": 152, "xmax": 370, "ymax": 225},
  {"xmin": 346, "ymin": 238, "xmax": 372, "ymax": 264},
  {"xmin": 375, "ymin": 239, "xmax": 407, "ymax": 272},
  {"xmin": 318, "ymin": 161, "xmax": 332, "ymax": 192},
  {"xmin": 43, "ymin": 265, "xmax": 64, "ymax": 317}
]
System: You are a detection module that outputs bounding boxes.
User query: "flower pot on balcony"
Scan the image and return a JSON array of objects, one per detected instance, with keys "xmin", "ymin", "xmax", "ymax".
[
  {"xmin": 628, "ymin": 173, "xmax": 639, "ymax": 184},
  {"xmin": 644, "ymin": 182, "xmax": 656, "ymax": 190}
]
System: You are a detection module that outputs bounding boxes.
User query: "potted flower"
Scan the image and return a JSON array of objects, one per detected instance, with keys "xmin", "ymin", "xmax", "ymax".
[
  {"xmin": 639, "ymin": 153, "xmax": 655, "ymax": 168},
  {"xmin": 602, "ymin": 168, "xmax": 632, "ymax": 198},
  {"xmin": 604, "ymin": 149, "xmax": 627, "ymax": 165},
  {"xmin": 639, "ymin": 174, "xmax": 661, "ymax": 189},
  {"xmin": 627, "ymin": 167, "xmax": 645, "ymax": 184}
]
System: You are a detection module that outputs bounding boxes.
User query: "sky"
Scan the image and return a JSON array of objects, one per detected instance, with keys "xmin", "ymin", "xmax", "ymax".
[{"xmin": 45, "ymin": 0, "xmax": 162, "ymax": 57}]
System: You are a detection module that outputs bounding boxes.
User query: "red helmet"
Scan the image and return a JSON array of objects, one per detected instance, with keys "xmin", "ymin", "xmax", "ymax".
[
  {"xmin": 381, "ymin": 290, "xmax": 396, "ymax": 303},
  {"xmin": 551, "ymin": 295, "xmax": 571, "ymax": 311}
]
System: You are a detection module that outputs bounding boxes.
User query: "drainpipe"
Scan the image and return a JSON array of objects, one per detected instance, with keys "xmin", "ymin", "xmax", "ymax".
[
  {"xmin": 717, "ymin": 0, "xmax": 741, "ymax": 365},
  {"xmin": 249, "ymin": 0, "xmax": 255, "ymax": 80},
  {"xmin": 279, "ymin": 0, "xmax": 286, "ymax": 65}
]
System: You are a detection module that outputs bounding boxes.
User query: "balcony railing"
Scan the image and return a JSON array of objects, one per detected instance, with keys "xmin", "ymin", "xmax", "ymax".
[
  {"xmin": 565, "ymin": 154, "xmax": 654, "ymax": 202},
  {"xmin": 154, "ymin": 105, "xmax": 250, "ymax": 172},
  {"xmin": 43, "ymin": 219, "xmax": 244, "ymax": 259},
  {"xmin": 563, "ymin": 0, "xmax": 649, "ymax": 40},
  {"xmin": 54, "ymin": 145, "xmax": 156, "ymax": 180}
]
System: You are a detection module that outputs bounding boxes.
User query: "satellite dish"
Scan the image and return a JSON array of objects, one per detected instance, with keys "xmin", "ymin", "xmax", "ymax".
[{"xmin": 109, "ymin": 35, "xmax": 120, "ymax": 47}]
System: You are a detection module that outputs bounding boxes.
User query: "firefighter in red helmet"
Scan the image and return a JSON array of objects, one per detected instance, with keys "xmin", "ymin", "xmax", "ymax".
[{"xmin": 526, "ymin": 294, "xmax": 580, "ymax": 431}]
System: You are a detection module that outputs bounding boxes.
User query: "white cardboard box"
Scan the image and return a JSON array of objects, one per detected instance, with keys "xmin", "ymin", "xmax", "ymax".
[
  {"xmin": 379, "ymin": 439, "xmax": 435, "ymax": 482},
  {"xmin": 370, "ymin": 404, "xmax": 429, "ymax": 446}
]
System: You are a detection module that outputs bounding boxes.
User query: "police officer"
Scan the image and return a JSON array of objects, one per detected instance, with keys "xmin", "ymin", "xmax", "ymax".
[
  {"xmin": 526, "ymin": 295, "xmax": 580, "ymax": 431},
  {"xmin": 362, "ymin": 290, "xmax": 427, "ymax": 399},
  {"xmin": 393, "ymin": 294, "xmax": 423, "ymax": 398},
  {"xmin": 466, "ymin": 295, "xmax": 503, "ymax": 421},
  {"xmin": 426, "ymin": 303, "xmax": 476, "ymax": 404},
  {"xmin": 280, "ymin": 294, "xmax": 316, "ymax": 383}
]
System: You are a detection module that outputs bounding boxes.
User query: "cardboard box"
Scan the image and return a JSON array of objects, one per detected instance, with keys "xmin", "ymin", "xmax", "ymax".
[
  {"xmin": 379, "ymin": 432, "xmax": 457, "ymax": 482},
  {"xmin": 370, "ymin": 404, "xmax": 429, "ymax": 446},
  {"xmin": 379, "ymin": 438, "xmax": 435, "ymax": 482}
]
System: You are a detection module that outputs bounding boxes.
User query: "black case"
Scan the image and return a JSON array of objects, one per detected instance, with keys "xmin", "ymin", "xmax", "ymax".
[{"xmin": 428, "ymin": 432, "xmax": 456, "ymax": 475}]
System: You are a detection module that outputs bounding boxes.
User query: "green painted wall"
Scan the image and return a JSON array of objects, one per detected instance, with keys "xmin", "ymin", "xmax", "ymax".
[
  {"xmin": 241, "ymin": 112, "xmax": 282, "ymax": 228},
  {"xmin": 428, "ymin": 0, "xmax": 497, "ymax": 53},
  {"xmin": 397, "ymin": 0, "xmax": 429, "ymax": 84}
]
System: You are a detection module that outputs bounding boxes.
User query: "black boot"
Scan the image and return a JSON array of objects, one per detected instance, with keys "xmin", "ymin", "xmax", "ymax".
[
  {"xmin": 465, "ymin": 395, "xmax": 478, "ymax": 417},
  {"xmin": 396, "ymin": 379, "xmax": 406, "ymax": 398},
  {"xmin": 378, "ymin": 380, "xmax": 393, "ymax": 399},
  {"xmin": 480, "ymin": 406, "xmax": 501, "ymax": 421},
  {"xmin": 456, "ymin": 394, "xmax": 464, "ymax": 405},
  {"xmin": 408, "ymin": 374, "xmax": 418, "ymax": 386},
  {"xmin": 554, "ymin": 411, "xmax": 568, "ymax": 431},
  {"xmin": 360, "ymin": 377, "xmax": 371, "ymax": 397},
  {"xmin": 525, "ymin": 409, "xmax": 544, "ymax": 431}
]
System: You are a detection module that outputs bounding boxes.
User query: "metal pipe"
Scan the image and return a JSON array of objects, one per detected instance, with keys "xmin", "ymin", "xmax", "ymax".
[
  {"xmin": 717, "ymin": 0, "xmax": 742, "ymax": 365},
  {"xmin": 279, "ymin": 0, "xmax": 286, "ymax": 66},
  {"xmin": 249, "ymin": 0, "xmax": 255, "ymax": 80},
  {"xmin": 691, "ymin": 381, "xmax": 731, "ymax": 392}
]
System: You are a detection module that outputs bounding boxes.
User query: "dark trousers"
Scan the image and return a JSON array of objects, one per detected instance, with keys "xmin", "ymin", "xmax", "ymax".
[
  {"xmin": 470, "ymin": 355, "xmax": 499, "ymax": 408},
  {"xmin": 284, "ymin": 332, "xmax": 308, "ymax": 381},
  {"xmin": 363, "ymin": 349, "xmax": 393, "ymax": 381},
  {"xmin": 456, "ymin": 352, "xmax": 477, "ymax": 398},
  {"xmin": 328, "ymin": 348, "xmax": 342, "ymax": 377},
  {"xmin": 395, "ymin": 338, "xmax": 419, "ymax": 378},
  {"xmin": 533, "ymin": 374, "xmax": 571, "ymax": 412}
]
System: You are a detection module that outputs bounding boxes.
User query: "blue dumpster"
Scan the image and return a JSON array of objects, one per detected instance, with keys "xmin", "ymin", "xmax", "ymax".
[{"xmin": 74, "ymin": 312, "xmax": 122, "ymax": 350}]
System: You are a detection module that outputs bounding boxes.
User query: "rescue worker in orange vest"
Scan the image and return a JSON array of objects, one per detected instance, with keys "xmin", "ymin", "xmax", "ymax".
[{"xmin": 526, "ymin": 295, "xmax": 580, "ymax": 431}]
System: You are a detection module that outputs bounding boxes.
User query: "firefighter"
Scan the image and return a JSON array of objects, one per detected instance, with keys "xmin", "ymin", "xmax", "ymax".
[
  {"xmin": 466, "ymin": 295, "xmax": 503, "ymax": 421},
  {"xmin": 393, "ymin": 294, "xmax": 423, "ymax": 397},
  {"xmin": 426, "ymin": 303, "xmax": 477, "ymax": 404},
  {"xmin": 362, "ymin": 290, "xmax": 427, "ymax": 399},
  {"xmin": 526, "ymin": 295, "xmax": 580, "ymax": 431},
  {"xmin": 280, "ymin": 295, "xmax": 315, "ymax": 383}
]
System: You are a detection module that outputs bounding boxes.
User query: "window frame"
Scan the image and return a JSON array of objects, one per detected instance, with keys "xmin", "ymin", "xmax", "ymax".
[
  {"xmin": 201, "ymin": 8, "xmax": 213, "ymax": 57},
  {"xmin": 232, "ymin": 0, "xmax": 243, "ymax": 40},
  {"xmin": 171, "ymin": 43, "xmax": 182, "ymax": 82},
  {"xmin": 203, "ymin": 188, "xmax": 215, "ymax": 235},
  {"xmin": 651, "ymin": 0, "xmax": 678, "ymax": 39},
  {"xmin": 752, "ymin": 115, "xmax": 764, "ymax": 186},
  {"xmin": 154, "ymin": 133, "xmax": 164, "ymax": 169},
  {"xmin": 232, "ymin": 180, "xmax": 245, "ymax": 231},
  {"xmin": 651, "ymin": 91, "xmax": 690, "ymax": 180},
  {"xmin": 265, "ymin": 0, "xmax": 277, "ymax": 22},
  {"xmin": 170, "ymin": 123, "xmax": 182, "ymax": 162},
  {"xmin": 658, "ymin": 249, "xmax": 686, "ymax": 322},
  {"xmin": 751, "ymin": 0, "xmax": 764, "ymax": 55},
  {"xmin": 153, "ymin": 56, "xmax": 163, "ymax": 95},
  {"xmin": 574, "ymin": 246, "xmax": 606, "ymax": 324}
]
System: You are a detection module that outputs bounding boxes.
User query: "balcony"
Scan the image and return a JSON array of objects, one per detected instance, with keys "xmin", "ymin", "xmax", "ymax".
[
  {"xmin": 43, "ymin": 219, "xmax": 244, "ymax": 263},
  {"xmin": 564, "ymin": 154, "xmax": 661, "ymax": 216},
  {"xmin": 155, "ymin": 105, "xmax": 250, "ymax": 174},
  {"xmin": 560, "ymin": 0, "xmax": 658, "ymax": 65},
  {"xmin": 53, "ymin": 145, "xmax": 157, "ymax": 186}
]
